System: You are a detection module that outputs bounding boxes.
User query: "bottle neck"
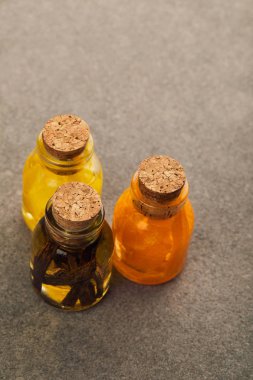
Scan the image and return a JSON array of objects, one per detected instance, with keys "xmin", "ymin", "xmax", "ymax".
[
  {"xmin": 45, "ymin": 199, "xmax": 104, "ymax": 249},
  {"xmin": 36, "ymin": 132, "xmax": 94, "ymax": 173},
  {"xmin": 130, "ymin": 172, "xmax": 189, "ymax": 219}
]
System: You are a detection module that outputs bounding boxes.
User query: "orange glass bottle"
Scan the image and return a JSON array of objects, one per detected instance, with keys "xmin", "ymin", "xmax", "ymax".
[{"xmin": 112, "ymin": 155, "xmax": 194, "ymax": 285}]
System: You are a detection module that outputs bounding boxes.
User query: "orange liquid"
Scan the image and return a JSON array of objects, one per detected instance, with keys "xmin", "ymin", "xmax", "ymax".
[{"xmin": 112, "ymin": 182, "xmax": 194, "ymax": 285}]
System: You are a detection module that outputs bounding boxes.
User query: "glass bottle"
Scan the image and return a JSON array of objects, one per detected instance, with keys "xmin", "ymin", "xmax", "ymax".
[
  {"xmin": 113, "ymin": 155, "xmax": 194, "ymax": 285},
  {"xmin": 22, "ymin": 114, "xmax": 103, "ymax": 231},
  {"xmin": 30, "ymin": 182, "xmax": 113, "ymax": 311}
]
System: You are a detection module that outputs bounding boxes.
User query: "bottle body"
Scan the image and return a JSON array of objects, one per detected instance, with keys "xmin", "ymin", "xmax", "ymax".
[
  {"xmin": 22, "ymin": 134, "xmax": 103, "ymax": 230},
  {"xmin": 112, "ymin": 178, "xmax": 194, "ymax": 285},
  {"xmin": 30, "ymin": 216, "xmax": 113, "ymax": 311}
]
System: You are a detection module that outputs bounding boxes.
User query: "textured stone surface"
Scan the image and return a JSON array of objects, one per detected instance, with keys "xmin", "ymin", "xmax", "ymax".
[{"xmin": 0, "ymin": 1, "xmax": 252, "ymax": 379}]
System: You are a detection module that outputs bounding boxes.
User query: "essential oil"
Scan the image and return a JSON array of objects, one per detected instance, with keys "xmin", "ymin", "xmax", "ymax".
[
  {"xmin": 22, "ymin": 115, "xmax": 103, "ymax": 230},
  {"xmin": 30, "ymin": 182, "xmax": 113, "ymax": 311},
  {"xmin": 112, "ymin": 155, "xmax": 194, "ymax": 285}
]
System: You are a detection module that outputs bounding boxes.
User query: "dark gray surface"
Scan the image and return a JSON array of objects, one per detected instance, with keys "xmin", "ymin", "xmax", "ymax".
[{"xmin": 0, "ymin": 1, "xmax": 252, "ymax": 379}]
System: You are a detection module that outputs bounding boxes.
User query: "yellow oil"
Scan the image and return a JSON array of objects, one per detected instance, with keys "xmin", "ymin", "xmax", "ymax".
[
  {"xmin": 31, "ymin": 270, "xmax": 111, "ymax": 311},
  {"xmin": 22, "ymin": 133, "xmax": 103, "ymax": 230},
  {"xmin": 30, "ymin": 219, "xmax": 113, "ymax": 311}
]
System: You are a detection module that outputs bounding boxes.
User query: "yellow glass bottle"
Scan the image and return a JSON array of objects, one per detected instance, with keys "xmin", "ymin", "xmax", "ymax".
[
  {"xmin": 22, "ymin": 115, "xmax": 103, "ymax": 230},
  {"xmin": 113, "ymin": 155, "xmax": 194, "ymax": 285},
  {"xmin": 30, "ymin": 182, "xmax": 113, "ymax": 311}
]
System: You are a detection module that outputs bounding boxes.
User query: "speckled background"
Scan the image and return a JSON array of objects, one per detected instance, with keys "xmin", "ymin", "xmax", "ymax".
[{"xmin": 0, "ymin": 1, "xmax": 252, "ymax": 379}]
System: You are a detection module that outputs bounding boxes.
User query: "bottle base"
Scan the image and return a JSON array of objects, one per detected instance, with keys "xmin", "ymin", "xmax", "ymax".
[
  {"xmin": 113, "ymin": 257, "xmax": 184, "ymax": 285},
  {"xmin": 31, "ymin": 281, "xmax": 110, "ymax": 311}
]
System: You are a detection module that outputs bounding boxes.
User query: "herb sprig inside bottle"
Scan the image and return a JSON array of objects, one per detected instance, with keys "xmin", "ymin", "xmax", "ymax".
[{"xmin": 30, "ymin": 182, "xmax": 113, "ymax": 311}]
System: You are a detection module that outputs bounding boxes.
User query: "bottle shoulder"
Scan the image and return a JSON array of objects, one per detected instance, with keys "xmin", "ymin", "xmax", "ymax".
[
  {"xmin": 114, "ymin": 187, "xmax": 131, "ymax": 209},
  {"xmin": 23, "ymin": 148, "xmax": 40, "ymax": 167},
  {"xmin": 32, "ymin": 218, "xmax": 113, "ymax": 256},
  {"xmin": 113, "ymin": 189, "xmax": 194, "ymax": 235},
  {"xmin": 24, "ymin": 147, "xmax": 101, "ymax": 173}
]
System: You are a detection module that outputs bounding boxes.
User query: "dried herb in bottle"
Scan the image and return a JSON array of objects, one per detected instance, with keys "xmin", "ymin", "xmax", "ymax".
[{"xmin": 30, "ymin": 182, "xmax": 113, "ymax": 311}]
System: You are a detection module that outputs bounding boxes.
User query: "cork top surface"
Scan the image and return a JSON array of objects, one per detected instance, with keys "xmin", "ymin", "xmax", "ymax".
[
  {"xmin": 52, "ymin": 182, "xmax": 102, "ymax": 230},
  {"xmin": 42, "ymin": 114, "xmax": 90, "ymax": 159},
  {"xmin": 138, "ymin": 155, "xmax": 186, "ymax": 201}
]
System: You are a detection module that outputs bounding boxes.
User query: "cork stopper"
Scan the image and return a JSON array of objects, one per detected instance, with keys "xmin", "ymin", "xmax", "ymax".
[
  {"xmin": 52, "ymin": 182, "xmax": 102, "ymax": 230},
  {"xmin": 138, "ymin": 155, "xmax": 186, "ymax": 201},
  {"xmin": 42, "ymin": 114, "xmax": 90, "ymax": 159}
]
